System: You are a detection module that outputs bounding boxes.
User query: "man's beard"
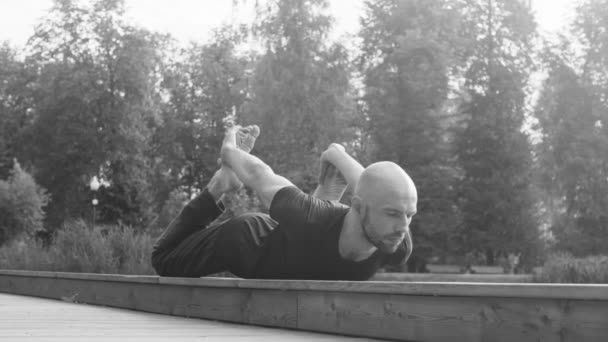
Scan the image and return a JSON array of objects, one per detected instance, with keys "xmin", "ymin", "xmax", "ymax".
[{"xmin": 360, "ymin": 206, "xmax": 401, "ymax": 254}]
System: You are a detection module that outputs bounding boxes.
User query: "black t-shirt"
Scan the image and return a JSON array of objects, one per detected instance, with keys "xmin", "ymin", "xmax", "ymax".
[{"xmin": 253, "ymin": 186, "xmax": 408, "ymax": 280}]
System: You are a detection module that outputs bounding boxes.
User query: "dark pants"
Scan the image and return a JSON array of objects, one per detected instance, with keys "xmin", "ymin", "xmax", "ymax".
[{"xmin": 151, "ymin": 188, "xmax": 276, "ymax": 278}]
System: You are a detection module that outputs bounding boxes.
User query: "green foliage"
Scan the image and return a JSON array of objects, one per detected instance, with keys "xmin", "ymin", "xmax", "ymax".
[
  {"xmin": 220, "ymin": 188, "xmax": 264, "ymax": 218},
  {"xmin": 534, "ymin": 54, "xmax": 608, "ymax": 256},
  {"xmin": 1, "ymin": 0, "xmax": 607, "ymax": 273},
  {"xmin": 16, "ymin": 0, "xmax": 169, "ymax": 229},
  {"xmin": 0, "ymin": 160, "xmax": 49, "ymax": 245},
  {"xmin": 358, "ymin": 0, "xmax": 463, "ymax": 266},
  {"xmin": 0, "ymin": 43, "xmax": 35, "ymax": 178},
  {"xmin": 534, "ymin": 253, "xmax": 608, "ymax": 283},
  {"xmin": 453, "ymin": 0, "xmax": 542, "ymax": 268},
  {"xmin": 0, "ymin": 219, "xmax": 155, "ymax": 274},
  {"xmin": 533, "ymin": 0, "xmax": 608, "ymax": 257},
  {"xmin": 245, "ymin": 0, "xmax": 357, "ymax": 191},
  {"xmin": 154, "ymin": 27, "xmax": 250, "ymax": 195},
  {"xmin": 147, "ymin": 188, "xmax": 189, "ymax": 237}
]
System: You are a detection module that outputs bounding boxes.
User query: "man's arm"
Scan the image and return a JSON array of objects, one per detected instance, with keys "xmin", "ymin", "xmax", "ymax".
[{"xmin": 220, "ymin": 126, "xmax": 293, "ymax": 209}]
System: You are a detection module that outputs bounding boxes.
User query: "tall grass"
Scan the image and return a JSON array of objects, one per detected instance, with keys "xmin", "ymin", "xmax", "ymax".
[
  {"xmin": 0, "ymin": 219, "xmax": 155, "ymax": 275},
  {"xmin": 534, "ymin": 253, "xmax": 608, "ymax": 283}
]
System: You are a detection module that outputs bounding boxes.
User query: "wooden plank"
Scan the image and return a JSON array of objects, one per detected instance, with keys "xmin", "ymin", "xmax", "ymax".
[
  {"xmin": 297, "ymin": 291, "xmax": 608, "ymax": 342},
  {"xmin": 2, "ymin": 270, "xmax": 608, "ymax": 341},
  {"xmin": 4, "ymin": 269, "xmax": 607, "ymax": 299},
  {"xmin": 159, "ymin": 275, "xmax": 608, "ymax": 300},
  {"xmin": 157, "ymin": 285, "xmax": 297, "ymax": 328},
  {"xmin": 0, "ymin": 269, "xmax": 158, "ymax": 283},
  {"xmin": 0, "ymin": 273, "xmax": 163, "ymax": 313},
  {"xmin": 0, "ymin": 293, "xmax": 383, "ymax": 341}
]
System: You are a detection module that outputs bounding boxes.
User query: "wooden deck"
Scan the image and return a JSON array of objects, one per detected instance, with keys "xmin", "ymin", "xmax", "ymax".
[
  {"xmin": 0, "ymin": 293, "xmax": 384, "ymax": 341},
  {"xmin": 3, "ymin": 270, "xmax": 608, "ymax": 341}
]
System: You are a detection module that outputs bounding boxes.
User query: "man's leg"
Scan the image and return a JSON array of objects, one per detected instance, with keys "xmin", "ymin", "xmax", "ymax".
[
  {"xmin": 220, "ymin": 125, "xmax": 295, "ymax": 209},
  {"xmin": 152, "ymin": 126, "xmax": 260, "ymax": 275},
  {"xmin": 152, "ymin": 165, "xmax": 278, "ymax": 278},
  {"xmin": 151, "ymin": 166, "xmax": 243, "ymax": 274}
]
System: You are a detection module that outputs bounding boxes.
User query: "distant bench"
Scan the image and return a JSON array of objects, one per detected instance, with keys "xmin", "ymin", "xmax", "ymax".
[
  {"xmin": 1, "ymin": 269, "xmax": 607, "ymax": 342},
  {"xmin": 373, "ymin": 272, "xmax": 533, "ymax": 283},
  {"xmin": 425, "ymin": 264, "xmax": 505, "ymax": 274}
]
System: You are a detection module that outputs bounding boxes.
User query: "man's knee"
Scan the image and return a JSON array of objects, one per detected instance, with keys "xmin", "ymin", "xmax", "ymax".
[
  {"xmin": 215, "ymin": 213, "xmax": 273, "ymax": 278},
  {"xmin": 150, "ymin": 248, "xmax": 166, "ymax": 276}
]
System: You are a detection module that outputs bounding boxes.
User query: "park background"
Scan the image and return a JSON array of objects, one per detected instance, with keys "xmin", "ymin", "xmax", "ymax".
[{"xmin": 0, "ymin": 0, "xmax": 607, "ymax": 282}]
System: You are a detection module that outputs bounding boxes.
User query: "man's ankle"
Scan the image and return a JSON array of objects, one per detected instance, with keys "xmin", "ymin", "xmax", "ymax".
[{"xmin": 207, "ymin": 177, "xmax": 225, "ymax": 202}]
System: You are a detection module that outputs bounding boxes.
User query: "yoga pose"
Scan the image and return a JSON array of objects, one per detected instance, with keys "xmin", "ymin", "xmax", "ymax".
[{"xmin": 151, "ymin": 125, "xmax": 416, "ymax": 280}]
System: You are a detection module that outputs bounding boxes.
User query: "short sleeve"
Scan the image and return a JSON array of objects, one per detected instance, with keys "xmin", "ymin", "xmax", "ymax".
[{"xmin": 269, "ymin": 186, "xmax": 347, "ymax": 227}]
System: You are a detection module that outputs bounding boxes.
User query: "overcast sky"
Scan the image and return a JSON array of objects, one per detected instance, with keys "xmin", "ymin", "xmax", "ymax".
[{"xmin": 0, "ymin": 0, "xmax": 577, "ymax": 49}]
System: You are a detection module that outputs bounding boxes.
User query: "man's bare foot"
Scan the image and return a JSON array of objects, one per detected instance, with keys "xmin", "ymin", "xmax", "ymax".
[
  {"xmin": 217, "ymin": 125, "xmax": 261, "ymax": 166},
  {"xmin": 208, "ymin": 166, "xmax": 243, "ymax": 201},
  {"xmin": 237, "ymin": 125, "xmax": 260, "ymax": 153},
  {"xmin": 313, "ymin": 161, "xmax": 348, "ymax": 201}
]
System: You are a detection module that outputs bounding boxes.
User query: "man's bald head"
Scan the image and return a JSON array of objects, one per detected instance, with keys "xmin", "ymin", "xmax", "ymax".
[
  {"xmin": 354, "ymin": 161, "xmax": 417, "ymax": 206},
  {"xmin": 350, "ymin": 161, "xmax": 417, "ymax": 257}
]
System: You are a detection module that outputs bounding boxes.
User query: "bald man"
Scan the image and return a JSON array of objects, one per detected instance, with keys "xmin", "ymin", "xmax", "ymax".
[{"xmin": 151, "ymin": 126, "xmax": 416, "ymax": 280}]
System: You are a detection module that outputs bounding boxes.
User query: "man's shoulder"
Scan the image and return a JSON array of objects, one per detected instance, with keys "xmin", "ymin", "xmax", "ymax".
[{"xmin": 271, "ymin": 185, "xmax": 349, "ymax": 224}]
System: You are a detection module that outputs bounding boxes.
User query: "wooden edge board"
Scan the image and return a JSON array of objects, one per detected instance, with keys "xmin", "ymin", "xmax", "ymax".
[
  {"xmin": 1, "ymin": 269, "xmax": 608, "ymax": 300},
  {"xmin": 2, "ymin": 270, "xmax": 608, "ymax": 341}
]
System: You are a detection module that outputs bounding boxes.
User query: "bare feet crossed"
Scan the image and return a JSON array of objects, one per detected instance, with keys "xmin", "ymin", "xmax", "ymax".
[
  {"xmin": 211, "ymin": 125, "xmax": 261, "ymax": 198},
  {"xmin": 217, "ymin": 125, "xmax": 260, "ymax": 166}
]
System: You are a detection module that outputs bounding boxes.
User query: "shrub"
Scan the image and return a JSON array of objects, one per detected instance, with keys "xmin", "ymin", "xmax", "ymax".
[
  {"xmin": 0, "ymin": 219, "xmax": 155, "ymax": 275},
  {"xmin": 534, "ymin": 252, "xmax": 608, "ymax": 283},
  {"xmin": 0, "ymin": 238, "xmax": 53, "ymax": 271},
  {"xmin": 147, "ymin": 188, "xmax": 189, "ymax": 237},
  {"xmin": 0, "ymin": 160, "xmax": 49, "ymax": 245}
]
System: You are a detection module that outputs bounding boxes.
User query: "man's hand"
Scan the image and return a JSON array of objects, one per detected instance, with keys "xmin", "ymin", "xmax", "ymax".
[{"xmin": 221, "ymin": 125, "xmax": 240, "ymax": 152}]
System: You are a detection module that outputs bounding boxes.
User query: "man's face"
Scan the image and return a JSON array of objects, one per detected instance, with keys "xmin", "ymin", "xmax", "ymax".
[{"xmin": 360, "ymin": 198, "xmax": 416, "ymax": 254}]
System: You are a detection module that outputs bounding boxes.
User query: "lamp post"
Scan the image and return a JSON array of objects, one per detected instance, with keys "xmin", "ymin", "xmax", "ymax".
[{"xmin": 89, "ymin": 176, "xmax": 100, "ymax": 227}]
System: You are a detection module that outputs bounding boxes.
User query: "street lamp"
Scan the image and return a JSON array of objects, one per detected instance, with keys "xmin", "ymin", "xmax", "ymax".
[{"xmin": 89, "ymin": 176, "xmax": 100, "ymax": 227}]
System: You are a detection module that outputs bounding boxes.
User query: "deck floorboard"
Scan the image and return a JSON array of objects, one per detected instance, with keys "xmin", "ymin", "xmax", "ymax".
[{"xmin": 0, "ymin": 293, "xmax": 385, "ymax": 341}]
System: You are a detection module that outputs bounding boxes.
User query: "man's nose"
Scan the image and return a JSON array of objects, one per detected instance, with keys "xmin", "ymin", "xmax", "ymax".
[{"xmin": 394, "ymin": 219, "xmax": 409, "ymax": 234}]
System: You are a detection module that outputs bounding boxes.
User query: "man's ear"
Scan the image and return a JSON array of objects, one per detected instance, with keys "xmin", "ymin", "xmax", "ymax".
[{"xmin": 351, "ymin": 195, "xmax": 362, "ymax": 214}]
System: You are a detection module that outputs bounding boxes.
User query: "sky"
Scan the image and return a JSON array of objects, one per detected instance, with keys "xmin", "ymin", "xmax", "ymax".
[{"xmin": 0, "ymin": 0, "xmax": 578, "ymax": 49}]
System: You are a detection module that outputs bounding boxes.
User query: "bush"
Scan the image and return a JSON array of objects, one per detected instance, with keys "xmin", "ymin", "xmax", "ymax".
[
  {"xmin": 534, "ymin": 252, "xmax": 608, "ymax": 283},
  {"xmin": 0, "ymin": 160, "xmax": 49, "ymax": 245},
  {"xmin": 0, "ymin": 219, "xmax": 155, "ymax": 275},
  {"xmin": 147, "ymin": 188, "xmax": 189, "ymax": 238}
]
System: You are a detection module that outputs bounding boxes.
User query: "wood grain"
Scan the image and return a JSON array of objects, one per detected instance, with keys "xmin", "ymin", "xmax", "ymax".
[
  {"xmin": 0, "ymin": 293, "xmax": 382, "ymax": 341},
  {"xmin": 297, "ymin": 291, "xmax": 608, "ymax": 342},
  {"xmin": 3, "ymin": 269, "xmax": 607, "ymax": 299},
  {"xmin": 2, "ymin": 270, "xmax": 608, "ymax": 341}
]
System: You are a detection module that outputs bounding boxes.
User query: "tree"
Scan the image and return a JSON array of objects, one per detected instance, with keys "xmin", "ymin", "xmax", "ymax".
[
  {"xmin": 453, "ymin": 0, "xmax": 542, "ymax": 269},
  {"xmin": 244, "ymin": 0, "xmax": 356, "ymax": 191},
  {"xmin": 0, "ymin": 160, "xmax": 49, "ymax": 245},
  {"xmin": 20, "ymin": 0, "xmax": 168, "ymax": 228},
  {"xmin": 0, "ymin": 43, "xmax": 36, "ymax": 179},
  {"xmin": 154, "ymin": 27, "xmax": 250, "ymax": 199},
  {"xmin": 358, "ymin": 0, "xmax": 464, "ymax": 269},
  {"xmin": 534, "ymin": 0, "xmax": 608, "ymax": 256}
]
